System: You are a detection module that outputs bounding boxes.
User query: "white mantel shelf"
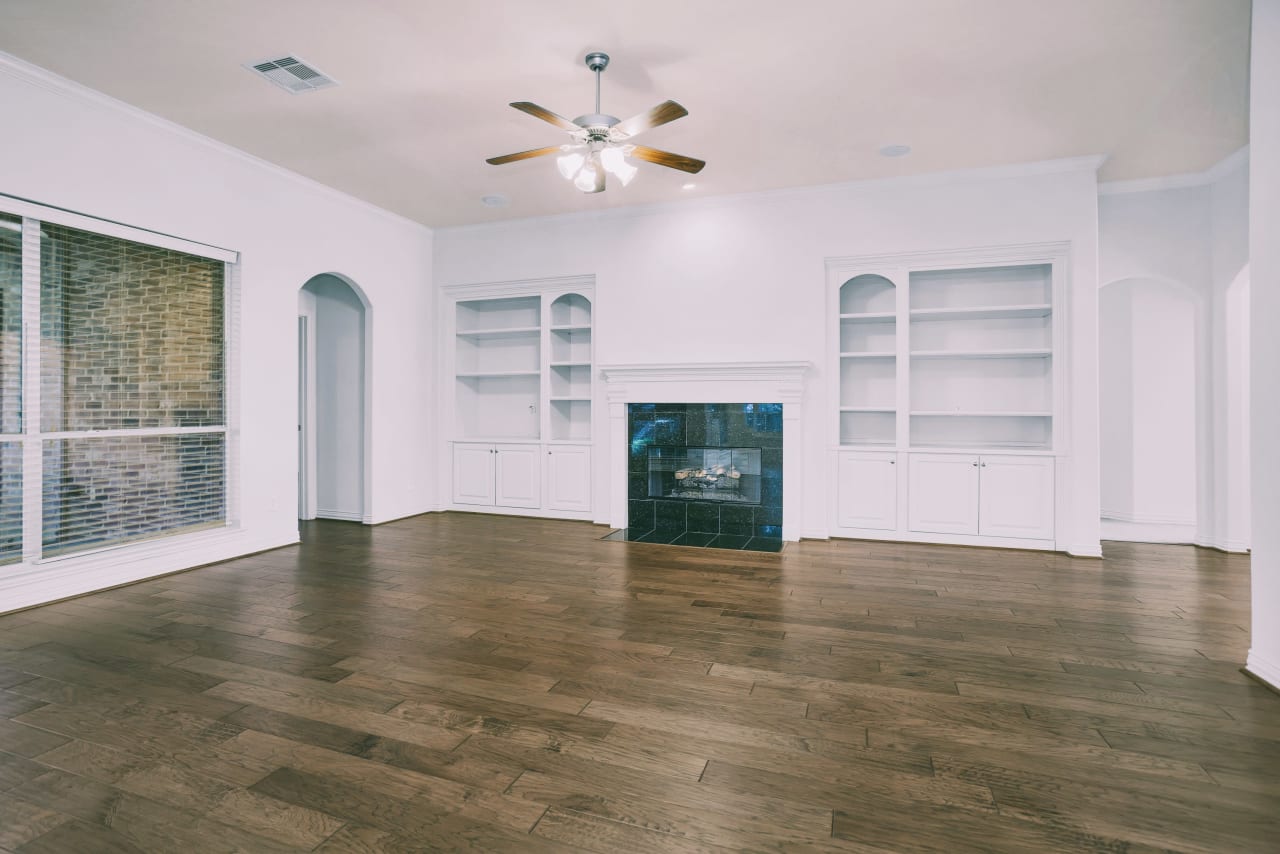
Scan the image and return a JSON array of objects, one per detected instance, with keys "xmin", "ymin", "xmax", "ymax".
[
  {"xmin": 599, "ymin": 360, "xmax": 811, "ymax": 541},
  {"xmin": 599, "ymin": 361, "xmax": 810, "ymax": 384}
]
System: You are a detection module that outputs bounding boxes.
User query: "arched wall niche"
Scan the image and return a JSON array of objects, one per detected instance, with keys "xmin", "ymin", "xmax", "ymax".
[
  {"xmin": 1099, "ymin": 275, "xmax": 1202, "ymax": 543},
  {"xmin": 298, "ymin": 272, "xmax": 374, "ymax": 524}
]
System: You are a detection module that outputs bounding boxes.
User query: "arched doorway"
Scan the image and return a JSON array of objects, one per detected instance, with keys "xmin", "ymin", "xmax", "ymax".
[
  {"xmin": 1100, "ymin": 276, "xmax": 1201, "ymax": 543},
  {"xmin": 298, "ymin": 274, "xmax": 372, "ymax": 523}
]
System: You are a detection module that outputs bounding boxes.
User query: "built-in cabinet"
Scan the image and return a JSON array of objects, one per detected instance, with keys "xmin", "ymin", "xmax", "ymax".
[
  {"xmin": 442, "ymin": 277, "xmax": 595, "ymax": 520},
  {"xmin": 829, "ymin": 245, "xmax": 1067, "ymax": 550}
]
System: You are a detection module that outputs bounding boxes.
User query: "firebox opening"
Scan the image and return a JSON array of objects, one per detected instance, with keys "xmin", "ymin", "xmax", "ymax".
[{"xmin": 647, "ymin": 447, "xmax": 762, "ymax": 504}]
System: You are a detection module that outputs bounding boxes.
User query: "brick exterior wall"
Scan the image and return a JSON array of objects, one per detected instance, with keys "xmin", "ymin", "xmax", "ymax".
[{"xmin": 37, "ymin": 224, "xmax": 226, "ymax": 554}]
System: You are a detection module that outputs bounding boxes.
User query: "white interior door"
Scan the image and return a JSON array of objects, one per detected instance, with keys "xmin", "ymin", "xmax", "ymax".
[{"xmin": 298, "ymin": 316, "xmax": 308, "ymax": 519}]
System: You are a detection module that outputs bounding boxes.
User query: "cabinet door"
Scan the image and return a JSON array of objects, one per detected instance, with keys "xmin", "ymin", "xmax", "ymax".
[
  {"xmin": 546, "ymin": 445, "xmax": 591, "ymax": 512},
  {"xmin": 978, "ymin": 455, "xmax": 1055, "ymax": 540},
  {"xmin": 836, "ymin": 452, "xmax": 897, "ymax": 530},
  {"xmin": 452, "ymin": 444, "xmax": 495, "ymax": 506},
  {"xmin": 495, "ymin": 444, "xmax": 542, "ymax": 508},
  {"xmin": 908, "ymin": 453, "xmax": 979, "ymax": 535}
]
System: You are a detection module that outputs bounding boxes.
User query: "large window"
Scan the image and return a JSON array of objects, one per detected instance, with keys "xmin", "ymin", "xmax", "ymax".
[{"xmin": 0, "ymin": 211, "xmax": 230, "ymax": 564}]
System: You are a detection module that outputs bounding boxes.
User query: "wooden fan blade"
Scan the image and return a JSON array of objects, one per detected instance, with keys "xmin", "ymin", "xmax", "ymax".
[
  {"xmin": 629, "ymin": 145, "xmax": 705, "ymax": 174},
  {"xmin": 485, "ymin": 146, "xmax": 561, "ymax": 165},
  {"xmin": 510, "ymin": 102, "xmax": 579, "ymax": 131},
  {"xmin": 613, "ymin": 100, "xmax": 688, "ymax": 138}
]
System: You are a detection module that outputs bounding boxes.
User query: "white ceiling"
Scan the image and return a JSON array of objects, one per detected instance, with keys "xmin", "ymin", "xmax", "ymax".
[{"xmin": 0, "ymin": 0, "xmax": 1251, "ymax": 227}]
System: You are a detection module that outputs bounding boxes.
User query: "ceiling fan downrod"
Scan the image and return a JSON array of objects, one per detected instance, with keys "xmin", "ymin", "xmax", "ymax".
[{"xmin": 584, "ymin": 52, "xmax": 609, "ymax": 115}]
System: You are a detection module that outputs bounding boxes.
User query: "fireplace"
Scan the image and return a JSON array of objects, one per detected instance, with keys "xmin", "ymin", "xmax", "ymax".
[
  {"xmin": 606, "ymin": 402, "xmax": 783, "ymax": 551},
  {"xmin": 599, "ymin": 361, "xmax": 809, "ymax": 548}
]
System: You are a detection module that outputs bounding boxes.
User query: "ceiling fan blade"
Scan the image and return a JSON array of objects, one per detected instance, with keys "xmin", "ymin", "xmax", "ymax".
[
  {"xmin": 613, "ymin": 100, "xmax": 688, "ymax": 138},
  {"xmin": 485, "ymin": 146, "xmax": 561, "ymax": 165},
  {"xmin": 629, "ymin": 145, "xmax": 705, "ymax": 174},
  {"xmin": 510, "ymin": 101, "xmax": 579, "ymax": 132}
]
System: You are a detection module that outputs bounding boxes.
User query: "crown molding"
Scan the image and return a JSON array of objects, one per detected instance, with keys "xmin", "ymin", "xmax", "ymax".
[
  {"xmin": 0, "ymin": 50, "xmax": 431, "ymax": 236},
  {"xmin": 439, "ymin": 156, "xmax": 1107, "ymax": 236},
  {"xmin": 440, "ymin": 273, "xmax": 594, "ymax": 301},
  {"xmin": 1098, "ymin": 146, "xmax": 1249, "ymax": 196}
]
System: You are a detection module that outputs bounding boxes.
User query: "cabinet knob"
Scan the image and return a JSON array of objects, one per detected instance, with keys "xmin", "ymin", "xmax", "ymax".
[{"xmin": 972, "ymin": 462, "xmax": 978, "ymax": 467}]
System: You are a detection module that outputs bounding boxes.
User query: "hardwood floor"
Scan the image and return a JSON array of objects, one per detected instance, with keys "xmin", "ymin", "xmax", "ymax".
[{"xmin": 0, "ymin": 513, "xmax": 1276, "ymax": 852}]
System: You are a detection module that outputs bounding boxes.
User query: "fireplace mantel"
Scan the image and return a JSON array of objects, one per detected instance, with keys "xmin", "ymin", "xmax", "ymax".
[{"xmin": 599, "ymin": 361, "xmax": 810, "ymax": 541}]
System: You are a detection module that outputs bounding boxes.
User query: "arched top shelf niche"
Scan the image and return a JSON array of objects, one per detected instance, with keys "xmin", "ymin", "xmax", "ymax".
[
  {"xmin": 839, "ymin": 274, "xmax": 897, "ymax": 315},
  {"xmin": 551, "ymin": 292, "xmax": 592, "ymax": 327},
  {"xmin": 549, "ymin": 292, "xmax": 593, "ymax": 441}
]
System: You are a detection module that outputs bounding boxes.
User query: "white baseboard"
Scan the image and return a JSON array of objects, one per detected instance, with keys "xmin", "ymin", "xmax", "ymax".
[
  {"xmin": 1100, "ymin": 517, "xmax": 1197, "ymax": 544},
  {"xmin": 315, "ymin": 509, "xmax": 364, "ymax": 523},
  {"xmin": 801, "ymin": 527, "xmax": 830, "ymax": 540},
  {"xmin": 0, "ymin": 525, "xmax": 299, "ymax": 614},
  {"xmin": 1194, "ymin": 536, "xmax": 1251, "ymax": 554},
  {"xmin": 1246, "ymin": 649, "xmax": 1280, "ymax": 694},
  {"xmin": 1065, "ymin": 541, "xmax": 1104, "ymax": 558}
]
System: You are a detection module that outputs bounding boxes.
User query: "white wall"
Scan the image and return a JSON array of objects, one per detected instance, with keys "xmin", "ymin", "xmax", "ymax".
[
  {"xmin": 435, "ymin": 163, "xmax": 1103, "ymax": 554},
  {"xmin": 0, "ymin": 53, "xmax": 436, "ymax": 610},
  {"xmin": 1248, "ymin": 0, "xmax": 1280, "ymax": 689},
  {"xmin": 305, "ymin": 275, "xmax": 366, "ymax": 521},
  {"xmin": 1212, "ymin": 159, "xmax": 1252, "ymax": 552}
]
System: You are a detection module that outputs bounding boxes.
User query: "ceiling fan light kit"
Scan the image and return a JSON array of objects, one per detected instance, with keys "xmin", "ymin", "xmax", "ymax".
[{"xmin": 487, "ymin": 52, "xmax": 705, "ymax": 194}]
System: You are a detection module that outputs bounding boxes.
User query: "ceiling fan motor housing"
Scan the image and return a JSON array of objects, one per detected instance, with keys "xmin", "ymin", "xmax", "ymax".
[{"xmin": 573, "ymin": 113, "xmax": 619, "ymax": 141}]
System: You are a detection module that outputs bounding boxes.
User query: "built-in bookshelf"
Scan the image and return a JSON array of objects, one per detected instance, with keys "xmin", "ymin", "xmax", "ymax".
[
  {"xmin": 832, "ymin": 259, "xmax": 1059, "ymax": 452},
  {"xmin": 452, "ymin": 289, "xmax": 593, "ymax": 442},
  {"xmin": 548, "ymin": 293, "xmax": 592, "ymax": 441},
  {"xmin": 838, "ymin": 274, "xmax": 898, "ymax": 445},
  {"xmin": 908, "ymin": 264, "xmax": 1053, "ymax": 450}
]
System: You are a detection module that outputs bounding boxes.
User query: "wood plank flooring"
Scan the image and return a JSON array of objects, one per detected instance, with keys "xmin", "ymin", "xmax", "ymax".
[{"xmin": 0, "ymin": 513, "xmax": 1276, "ymax": 852}]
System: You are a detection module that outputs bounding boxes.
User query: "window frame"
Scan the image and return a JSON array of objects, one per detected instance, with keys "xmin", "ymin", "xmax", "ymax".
[{"xmin": 0, "ymin": 194, "xmax": 239, "ymax": 565}]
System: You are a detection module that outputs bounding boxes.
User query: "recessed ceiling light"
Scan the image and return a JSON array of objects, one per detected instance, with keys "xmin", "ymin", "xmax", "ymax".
[
  {"xmin": 682, "ymin": 183, "xmax": 697, "ymax": 190},
  {"xmin": 480, "ymin": 194, "xmax": 509, "ymax": 208},
  {"xmin": 878, "ymin": 144, "xmax": 912, "ymax": 158}
]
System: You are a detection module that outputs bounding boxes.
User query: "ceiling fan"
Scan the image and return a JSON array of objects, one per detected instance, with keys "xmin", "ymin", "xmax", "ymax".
[{"xmin": 486, "ymin": 52, "xmax": 705, "ymax": 193}]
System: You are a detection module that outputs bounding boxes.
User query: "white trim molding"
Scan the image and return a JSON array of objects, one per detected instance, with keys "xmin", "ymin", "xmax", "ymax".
[
  {"xmin": 439, "ymin": 157, "xmax": 1107, "ymax": 236},
  {"xmin": 598, "ymin": 361, "xmax": 810, "ymax": 541},
  {"xmin": 316, "ymin": 509, "xmax": 365, "ymax": 523},
  {"xmin": 0, "ymin": 525, "xmax": 298, "ymax": 615},
  {"xmin": 1246, "ymin": 649, "xmax": 1280, "ymax": 694},
  {"xmin": 1098, "ymin": 146, "xmax": 1249, "ymax": 196}
]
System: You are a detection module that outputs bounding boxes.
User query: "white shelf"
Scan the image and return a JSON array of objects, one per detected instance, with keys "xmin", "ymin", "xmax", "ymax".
[
  {"xmin": 840, "ymin": 406, "xmax": 896, "ymax": 413},
  {"xmin": 840, "ymin": 312, "xmax": 896, "ymax": 321},
  {"xmin": 840, "ymin": 351, "xmax": 897, "ymax": 359},
  {"xmin": 550, "ymin": 361, "xmax": 591, "ymax": 368},
  {"xmin": 910, "ymin": 304, "xmax": 1051, "ymax": 321},
  {"xmin": 550, "ymin": 396, "xmax": 591, "ymax": 402},
  {"xmin": 911, "ymin": 440, "xmax": 1052, "ymax": 451},
  {"xmin": 456, "ymin": 370, "xmax": 540, "ymax": 379},
  {"xmin": 456, "ymin": 325, "xmax": 541, "ymax": 339},
  {"xmin": 910, "ymin": 349, "xmax": 1051, "ymax": 360},
  {"xmin": 911, "ymin": 411, "xmax": 1051, "ymax": 417},
  {"xmin": 550, "ymin": 324, "xmax": 591, "ymax": 333}
]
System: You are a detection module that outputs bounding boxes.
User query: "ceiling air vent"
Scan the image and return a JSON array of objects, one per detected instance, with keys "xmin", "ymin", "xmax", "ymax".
[{"xmin": 245, "ymin": 56, "xmax": 338, "ymax": 94}]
